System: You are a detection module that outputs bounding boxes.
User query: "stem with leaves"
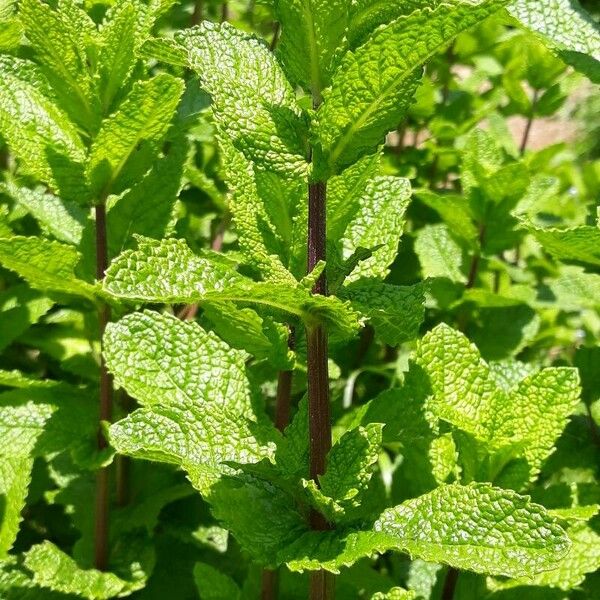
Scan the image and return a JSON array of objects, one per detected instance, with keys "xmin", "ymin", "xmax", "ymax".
[{"xmin": 93, "ymin": 201, "xmax": 113, "ymax": 571}]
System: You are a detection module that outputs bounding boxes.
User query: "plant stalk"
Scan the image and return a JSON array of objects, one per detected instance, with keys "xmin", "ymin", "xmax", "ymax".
[
  {"xmin": 261, "ymin": 569, "xmax": 278, "ymax": 600},
  {"xmin": 270, "ymin": 22, "xmax": 281, "ymax": 51},
  {"xmin": 520, "ymin": 88, "xmax": 539, "ymax": 156},
  {"xmin": 275, "ymin": 327, "xmax": 296, "ymax": 432},
  {"xmin": 191, "ymin": 0, "xmax": 203, "ymax": 25},
  {"xmin": 307, "ymin": 177, "xmax": 334, "ymax": 595},
  {"xmin": 465, "ymin": 224, "xmax": 486, "ymax": 289},
  {"xmin": 94, "ymin": 201, "xmax": 113, "ymax": 571},
  {"xmin": 441, "ymin": 567, "xmax": 459, "ymax": 600}
]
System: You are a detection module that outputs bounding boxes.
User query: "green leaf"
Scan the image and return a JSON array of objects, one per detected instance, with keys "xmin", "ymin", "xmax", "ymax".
[
  {"xmin": 0, "ymin": 369, "xmax": 57, "ymax": 389},
  {"xmin": 274, "ymin": 0, "xmax": 349, "ymax": 92},
  {"xmin": 469, "ymin": 303, "xmax": 540, "ymax": 361},
  {"xmin": 417, "ymin": 324, "xmax": 580, "ymax": 485},
  {"xmin": 0, "ymin": 236, "xmax": 96, "ymax": 300},
  {"xmin": 193, "ymin": 563, "xmax": 241, "ymax": 600},
  {"xmin": 526, "ymin": 222, "xmax": 600, "ymax": 266},
  {"xmin": 87, "ymin": 73, "xmax": 184, "ymax": 197},
  {"xmin": 19, "ymin": 0, "xmax": 99, "ymax": 130},
  {"xmin": 347, "ymin": 0, "xmax": 441, "ymax": 48},
  {"xmin": 105, "ymin": 311, "xmax": 276, "ymax": 493},
  {"xmin": 343, "ymin": 176, "xmax": 411, "ymax": 281},
  {"xmin": 0, "ymin": 384, "xmax": 97, "ymax": 463},
  {"xmin": 509, "ymin": 0, "xmax": 600, "ymax": 82},
  {"xmin": 104, "ymin": 237, "xmax": 360, "ymax": 338},
  {"xmin": 281, "ymin": 483, "xmax": 569, "ymax": 577},
  {"xmin": 219, "ymin": 139, "xmax": 300, "ymax": 282},
  {"xmin": 104, "ymin": 237, "xmax": 240, "ymax": 301},
  {"xmin": 23, "ymin": 541, "xmax": 146, "ymax": 599},
  {"xmin": 208, "ymin": 472, "xmax": 307, "ymax": 567},
  {"xmin": 414, "ymin": 224, "xmax": 466, "ymax": 283},
  {"xmin": 416, "ymin": 189, "xmax": 478, "ymax": 246},
  {"xmin": 490, "ymin": 368, "xmax": 580, "ymax": 486},
  {"xmin": 0, "ymin": 285, "xmax": 54, "ymax": 351},
  {"xmin": 314, "ymin": 0, "xmax": 510, "ymax": 175},
  {"xmin": 327, "ymin": 152, "xmax": 381, "ymax": 242},
  {"xmin": 78, "ymin": 136, "xmax": 187, "ymax": 280},
  {"xmin": 203, "ymin": 303, "xmax": 294, "ymax": 370},
  {"xmin": 370, "ymin": 589, "xmax": 416, "ymax": 600},
  {"xmin": 1, "ymin": 182, "xmax": 86, "ymax": 245},
  {"xmin": 176, "ymin": 22, "xmax": 308, "ymax": 177},
  {"xmin": 0, "ymin": 57, "xmax": 87, "ymax": 203},
  {"xmin": 414, "ymin": 324, "xmax": 514, "ymax": 440},
  {"xmin": 0, "ymin": 16, "xmax": 21, "ymax": 52},
  {"xmin": 97, "ymin": 0, "xmax": 144, "ymax": 113},
  {"xmin": 342, "ymin": 281, "xmax": 427, "ymax": 346},
  {"xmin": 496, "ymin": 520, "xmax": 600, "ymax": 591},
  {"xmin": 303, "ymin": 424, "xmax": 383, "ymax": 523},
  {"xmin": 0, "ymin": 456, "xmax": 32, "ymax": 557},
  {"xmin": 547, "ymin": 265, "xmax": 600, "ymax": 310}
]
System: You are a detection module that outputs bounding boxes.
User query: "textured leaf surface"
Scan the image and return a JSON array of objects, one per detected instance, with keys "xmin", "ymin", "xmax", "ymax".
[
  {"xmin": 105, "ymin": 311, "xmax": 276, "ymax": 492},
  {"xmin": 314, "ymin": 0, "xmax": 509, "ymax": 174},
  {"xmin": 97, "ymin": 0, "xmax": 144, "ymax": 112},
  {"xmin": 416, "ymin": 324, "xmax": 580, "ymax": 485},
  {"xmin": 177, "ymin": 22, "xmax": 307, "ymax": 177},
  {"xmin": 2, "ymin": 182, "xmax": 85, "ymax": 245},
  {"xmin": 219, "ymin": 139, "xmax": 299, "ymax": 282},
  {"xmin": 274, "ymin": 0, "xmax": 348, "ymax": 91},
  {"xmin": 343, "ymin": 176, "xmax": 411, "ymax": 281},
  {"xmin": 203, "ymin": 303, "xmax": 293, "ymax": 370},
  {"xmin": 499, "ymin": 521, "xmax": 600, "ymax": 590},
  {"xmin": 414, "ymin": 224, "xmax": 465, "ymax": 283},
  {"xmin": 304, "ymin": 424, "xmax": 383, "ymax": 522},
  {"xmin": 342, "ymin": 281, "xmax": 426, "ymax": 346},
  {"xmin": 208, "ymin": 472, "xmax": 307, "ymax": 566},
  {"xmin": 489, "ymin": 368, "xmax": 580, "ymax": 484},
  {"xmin": 0, "ymin": 237, "xmax": 96, "ymax": 300},
  {"xmin": 348, "ymin": 0, "xmax": 441, "ymax": 48},
  {"xmin": 527, "ymin": 222, "xmax": 600, "ymax": 266},
  {"xmin": 0, "ymin": 456, "xmax": 32, "ymax": 557},
  {"xmin": 0, "ymin": 57, "xmax": 87, "ymax": 202},
  {"xmin": 282, "ymin": 483, "xmax": 569, "ymax": 576},
  {"xmin": 24, "ymin": 541, "xmax": 145, "ymax": 599},
  {"xmin": 327, "ymin": 153, "xmax": 381, "ymax": 241},
  {"xmin": 104, "ymin": 237, "xmax": 241, "ymax": 301},
  {"xmin": 19, "ymin": 0, "xmax": 98, "ymax": 130},
  {"xmin": 0, "ymin": 385, "xmax": 97, "ymax": 459},
  {"xmin": 88, "ymin": 74, "xmax": 184, "ymax": 196},
  {"xmin": 509, "ymin": 0, "xmax": 600, "ymax": 81},
  {"xmin": 375, "ymin": 483, "xmax": 569, "ymax": 575},
  {"xmin": 78, "ymin": 138, "xmax": 187, "ymax": 279},
  {"xmin": 104, "ymin": 238, "xmax": 360, "ymax": 337}
]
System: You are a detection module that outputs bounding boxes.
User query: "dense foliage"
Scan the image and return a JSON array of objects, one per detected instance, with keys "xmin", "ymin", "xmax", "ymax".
[{"xmin": 0, "ymin": 1, "xmax": 599, "ymax": 599}]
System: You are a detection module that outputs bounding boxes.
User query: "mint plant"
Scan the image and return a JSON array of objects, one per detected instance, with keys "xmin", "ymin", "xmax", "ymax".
[{"xmin": 0, "ymin": 1, "xmax": 599, "ymax": 599}]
